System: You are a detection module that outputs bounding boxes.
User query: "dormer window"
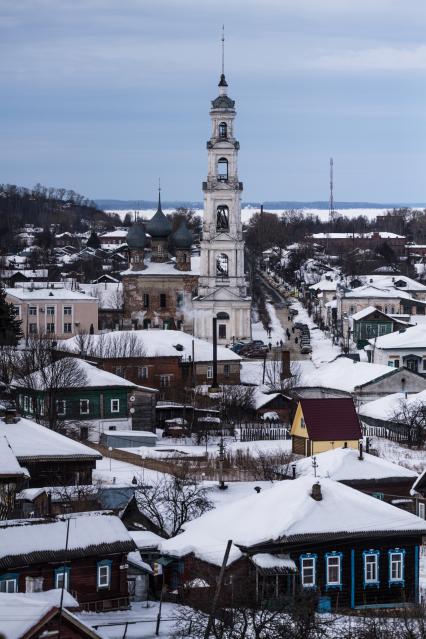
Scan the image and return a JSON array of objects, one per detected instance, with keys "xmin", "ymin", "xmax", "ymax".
[{"xmin": 218, "ymin": 122, "xmax": 227, "ymax": 138}]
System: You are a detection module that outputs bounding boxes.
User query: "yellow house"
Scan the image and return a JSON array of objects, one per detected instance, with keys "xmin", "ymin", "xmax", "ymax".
[{"xmin": 290, "ymin": 398, "xmax": 362, "ymax": 456}]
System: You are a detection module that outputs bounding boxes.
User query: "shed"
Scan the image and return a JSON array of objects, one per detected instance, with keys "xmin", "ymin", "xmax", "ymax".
[{"xmin": 100, "ymin": 430, "xmax": 157, "ymax": 448}]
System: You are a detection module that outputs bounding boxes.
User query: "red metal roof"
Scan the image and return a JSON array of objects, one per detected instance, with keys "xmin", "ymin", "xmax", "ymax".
[{"xmin": 300, "ymin": 398, "xmax": 362, "ymax": 441}]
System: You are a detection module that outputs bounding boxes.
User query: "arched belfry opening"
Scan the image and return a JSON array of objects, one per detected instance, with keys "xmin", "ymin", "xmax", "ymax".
[
  {"xmin": 216, "ymin": 253, "xmax": 229, "ymax": 277},
  {"xmin": 218, "ymin": 122, "xmax": 227, "ymax": 138},
  {"xmin": 216, "ymin": 205, "xmax": 229, "ymax": 230}
]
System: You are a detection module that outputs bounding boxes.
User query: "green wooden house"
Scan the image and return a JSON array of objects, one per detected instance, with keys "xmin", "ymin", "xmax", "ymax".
[
  {"xmin": 352, "ymin": 305, "xmax": 410, "ymax": 349},
  {"xmin": 14, "ymin": 358, "xmax": 158, "ymax": 442}
]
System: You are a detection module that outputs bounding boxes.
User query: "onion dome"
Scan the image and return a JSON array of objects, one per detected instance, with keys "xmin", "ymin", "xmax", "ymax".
[
  {"xmin": 146, "ymin": 191, "xmax": 172, "ymax": 239},
  {"xmin": 173, "ymin": 220, "xmax": 193, "ymax": 249},
  {"xmin": 126, "ymin": 222, "xmax": 147, "ymax": 249}
]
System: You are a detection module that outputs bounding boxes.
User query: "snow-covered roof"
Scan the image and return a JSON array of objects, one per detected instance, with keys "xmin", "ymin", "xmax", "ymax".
[
  {"xmin": 351, "ymin": 305, "xmax": 384, "ymax": 321},
  {"xmin": 298, "ymin": 357, "xmax": 393, "ymax": 393},
  {"xmin": 100, "ymin": 229, "xmax": 128, "ymax": 238},
  {"xmin": 344, "ymin": 285, "xmax": 410, "ymax": 299},
  {"xmin": 121, "ymin": 255, "xmax": 201, "ymax": 277},
  {"xmin": 130, "ymin": 530, "xmax": 163, "ymax": 550},
  {"xmin": 0, "ymin": 417, "xmax": 101, "ymax": 461},
  {"xmin": 78, "ymin": 283, "xmax": 123, "ymax": 310},
  {"xmin": 367, "ymin": 324, "xmax": 426, "ymax": 349},
  {"xmin": 160, "ymin": 476, "xmax": 426, "ymax": 566},
  {"xmin": 0, "ymin": 590, "xmax": 81, "ymax": 639},
  {"xmin": 359, "ymin": 389, "xmax": 426, "ymax": 421},
  {"xmin": 5, "ymin": 287, "xmax": 97, "ymax": 301},
  {"xmin": 0, "ymin": 514, "xmax": 134, "ymax": 569},
  {"xmin": 309, "ymin": 279, "xmax": 338, "ymax": 292},
  {"xmin": 15, "ymin": 358, "xmax": 155, "ymax": 392},
  {"xmin": 288, "ymin": 447, "xmax": 417, "ymax": 481},
  {"xmin": 60, "ymin": 329, "xmax": 241, "ymax": 362},
  {"xmin": 0, "ymin": 435, "xmax": 29, "ymax": 478},
  {"xmin": 311, "ymin": 232, "xmax": 405, "ymax": 240},
  {"xmin": 127, "ymin": 550, "xmax": 153, "ymax": 573},
  {"xmin": 251, "ymin": 553, "xmax": 297, "ymax": 574}
]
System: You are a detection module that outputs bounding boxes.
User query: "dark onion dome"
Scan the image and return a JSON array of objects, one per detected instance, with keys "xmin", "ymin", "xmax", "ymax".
[
  {"xmin": 173, "ymin": 220, "xmax": 193, "ymax": 249},
  {"xmin": 146, "ymin": 193, "xmax": 172, "ymax": 238},
  {"xmin": 126, "ymin": 222, "xmax": 148, "ymax": 249},
  {"xmin": 212, "ymin": 94, "xmax": 235, "ymax": 109}
]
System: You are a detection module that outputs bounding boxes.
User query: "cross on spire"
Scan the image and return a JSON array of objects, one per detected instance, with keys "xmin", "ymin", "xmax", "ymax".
[
  {"xmin": 158, "ymin": 177, "xmax": 162, "ymax": 210},
  {"xmin": 221, "ymin": 24, "xmax": 225, "ymax": 76}
]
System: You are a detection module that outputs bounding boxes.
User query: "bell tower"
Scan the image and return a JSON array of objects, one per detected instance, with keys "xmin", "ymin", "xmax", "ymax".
[{"xmin": 193, "ymin": 31, "xmax": 251, "ymax": 344}]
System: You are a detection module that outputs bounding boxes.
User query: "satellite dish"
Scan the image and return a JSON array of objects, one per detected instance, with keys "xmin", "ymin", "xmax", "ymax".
[{"xmin": 129, "ymin": 395, "xmax": 135, "ymax": 402}]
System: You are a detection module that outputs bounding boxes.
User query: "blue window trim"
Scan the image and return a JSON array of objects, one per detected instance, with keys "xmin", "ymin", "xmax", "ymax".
[
  {"xmin": 300, "ymin": 553, "xmax": 317, "ymax": 589},
  {"xmin": 363, "ymin": 550, "xmax": 380, "ymax": 588},
  {"xmin": 0, "ymin": 573, "xmax": 19, "ymax": 592},
  {"xmin": 325, "ymin": 552, "xmax": 343, "ymax": 591},
  {"xmin": 54, "ymin": 566, "xmax": 71, "ymax": 589},
  {"xmin": 388, "ymin": 548, "xmax": 405, "ymax": 587},
  {"xmin": 97, "ymin": 559, "xmax": 112, "ymax": 590}
]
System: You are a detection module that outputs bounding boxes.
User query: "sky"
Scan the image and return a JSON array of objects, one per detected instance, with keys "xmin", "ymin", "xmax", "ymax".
[{"xmin": 1, "ymin": 0, "xmax": 426, "ymax": 203}]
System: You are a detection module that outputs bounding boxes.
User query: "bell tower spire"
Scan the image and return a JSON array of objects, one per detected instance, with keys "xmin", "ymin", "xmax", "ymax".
[{"xmin": 218, "ymin": 25, "xmax": 228, "ymax": 94}]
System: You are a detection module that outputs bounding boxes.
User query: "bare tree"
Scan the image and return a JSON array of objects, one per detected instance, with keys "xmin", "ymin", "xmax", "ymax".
[
  {"xmin": 221, "ymin": 385, "xmax": 256, "ymax": 425},
  {"xmin": 135, "ymin": 470, "xmax": 213, "ymax": 538},
  {"xmin": 390, "ymin": 398, "xmax": 426, "ymax": 448},
  {"xmin": 68, "ymin": 330, "xmax": 146, "ymax": 359}
]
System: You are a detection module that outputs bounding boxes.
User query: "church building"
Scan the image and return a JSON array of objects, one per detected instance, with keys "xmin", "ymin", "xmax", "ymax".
[
  {"xmin": 193, "ymin": 69, "xmax": 251, "ymax": 344},
  {"xmin": 122, "ymin": 61, "xmax": 251, "ymax": 344}
]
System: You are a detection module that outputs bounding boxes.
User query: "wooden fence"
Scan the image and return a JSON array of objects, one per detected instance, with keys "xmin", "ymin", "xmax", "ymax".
[
  {"xmin": 239, "ymin": 424, "xmax": 290, "ymax": 442},
  {"xmin": 362, "ymin": 423, "xmax": 409, "ymax": 443}
]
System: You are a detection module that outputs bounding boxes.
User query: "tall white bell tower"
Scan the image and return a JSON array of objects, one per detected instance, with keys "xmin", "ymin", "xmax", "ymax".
[{"xmin": 193, "ymin": 33, "xmax": 251, "ymax": 344}]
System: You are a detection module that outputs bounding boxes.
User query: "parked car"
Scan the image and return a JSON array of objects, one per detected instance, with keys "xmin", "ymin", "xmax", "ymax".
[
  {"xmin": 301, "ymin": 345, "xmax": 312, "ymax": 354},
  {"xmin": 289, "ymin": 308, "xmax": 299, "ymax": 316},
  {"xmin": 243, "ymin": 347, "xmax": 268, "ymax": 358}
]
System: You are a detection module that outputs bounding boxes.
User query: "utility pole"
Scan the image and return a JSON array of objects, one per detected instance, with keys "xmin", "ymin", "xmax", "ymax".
[
  {"xmin": 57, "ymin": 517, "xmax": 71, "ymax": 639},
  {"xmin": 203, "ymin": 539, "xmax": 233, "ymax": 639},
  {"xmin": 217, "ymin": 437, "xmax": 227, "ymax": 490}
]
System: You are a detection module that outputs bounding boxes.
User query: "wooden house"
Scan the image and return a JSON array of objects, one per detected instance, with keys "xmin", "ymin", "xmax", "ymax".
[
  {"xmin": 290, "ymin": 398, "xmax": 362, "ymax": 456},
  {"xmin": 411, "ymin": 470, "xmax": 426, "ymax": 520},
  {"xmin": 0, "ymin": 590, "xmax": 103, "ymax": 639},
  {"xmin": 14, "ymin": 358, "xmax": 158, "ymax": 441},
  {"xmin": 0, "ymin": 514, "xmax": 135, "ymax": 611},
  {"xmin": 351, "ymin": 305, "xmax": 410, "ymax": 349},
  {"xmin": 0, "ymin": 413, "xmax": 101, "ymax": 488},
  {"xmin": 160, "ymin": 476, "xmax": 426, "ymax": 612}
]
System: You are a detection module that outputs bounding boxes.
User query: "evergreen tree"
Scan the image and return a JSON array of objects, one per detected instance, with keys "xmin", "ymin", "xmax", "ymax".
[
  {"xmin": 86, "ymin": 230, "xmax": 101, "ymax": 249},
  {"xmin": 0, "ymin": 288, "xmax": 22, "ymax": 346}
]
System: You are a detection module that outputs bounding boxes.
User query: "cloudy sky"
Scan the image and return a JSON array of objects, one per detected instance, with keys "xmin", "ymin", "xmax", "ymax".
[{"xmin": 1, "ymin": 0, "xmax": 425, "ymax": 202}]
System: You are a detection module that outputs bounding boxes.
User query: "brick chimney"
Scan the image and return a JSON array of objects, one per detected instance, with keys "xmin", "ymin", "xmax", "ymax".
[
  {"xmin": 311, "ymin": 482, "xmax": 322, "ymax": 501},
  {"xmin": 280, "ymin": 350, "xmax": 291, "ymax": 380}
]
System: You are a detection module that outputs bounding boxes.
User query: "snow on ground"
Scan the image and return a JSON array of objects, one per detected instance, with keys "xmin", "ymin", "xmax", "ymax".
[
  {"xmin": 78, "ymin": 601, "xmax": 180, "ymax": 639},
  {"xmin": 368, "ymin": 437, "xmax": 425, "ymax": 475},
  {"xmin": 251, "ymin": 302, "xmax": 286, "ymax": 344},
  {"xmin": 93, "ymin": 457, "xmax": 167, "ymax": 486},
  {"xmin": 289, "ymin": 299, "xmax": 341, "ymax": 367}
]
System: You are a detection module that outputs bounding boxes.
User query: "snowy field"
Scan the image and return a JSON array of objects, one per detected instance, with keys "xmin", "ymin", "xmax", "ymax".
[{"xmin": 106, "ymin": 207, "xmax": 403, "ymax": 225}]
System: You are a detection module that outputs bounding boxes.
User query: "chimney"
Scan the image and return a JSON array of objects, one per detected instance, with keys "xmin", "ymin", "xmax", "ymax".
[
  {"xmin": 311, "ymin": 482, "xmax": 322, "ymax": 501},
  {"xmin": 359, "ymin": 441, "xmax": 364, "ymax": 460},
  {"xmin": 280, "ymin": 350, "xmax": 291, "ymax": 380}
]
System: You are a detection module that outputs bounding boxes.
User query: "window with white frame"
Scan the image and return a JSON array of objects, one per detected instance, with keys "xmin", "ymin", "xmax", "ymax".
[
  {"xmin": 0, "ymin": 575, "xmax": 18, "ymax": 593},
  {"xmin": 29, "ymin": 306, "xmax": 37, "ymax": 316},
  {"xmin": 23, "ymin": 396, "xmax": 28, "ymax": 411},
  {"xmin": 46, "ymin": 306, "xmax": 55, "ymax": 315},
  {"xmin": 46, "ymin": 322, "xmax": 55, "ymax": 333},
  {"xmin": 97, "ymin": 562, "xmax": 111, "ymax": 589},
  {"xmin": 12, "ymin": 306, "xmax": 20, "ymax": 316},
  {"xmin": 138, "ymin": 366, "xmax": 148, "ymax": 379},
  {"xmin": 29, "ymin": 323, "xmax": 37, "ymax": 334},
  {"xmin": 326, "ymin": 554, "xmax": 341, "ymax": 586},
  {"xmin": 207, "ymin": 365, "xmax": 213, "ymax": 379},
  {"xmin": 419, "ymin": 502, "xmax": 426, "ymax": 519},
  {"xmin": 29, "ymin": 397, "xmax": 34, "ymax": 413},
  {"xmin": 364, "ymin": 552, "xmax": 379, "ymax": 584},
  {"xmin": 111, "ymin": 399, "xmax": 120, "ymax": 413},
  {"xmin": 63, "ymin": 322, "xmax": 72, "ymax": 333},
  {"xmin": 300, "ymin": 556, "xmax": 316, "ymax": 587},
  {"xmin": 56, "ymin": 400, "xmax": 66, "ymax": 416},
  {"xmin": 80, "ymin": 399, "xmax": 90, "ymax": 415},
  {"xmin": 54, "ymin": 568, "xmax": 69, "ymax": 590},
  {"xmin": 389, "ymin": 551, "xmax": 404, "ymax": 583},
  {"xmin": 160, "ymin": 375, "xmax": 171, "ymax": 388},
  {"xmin": 63, "ymin": 306, "xmax": 72, "ymax": 316}
]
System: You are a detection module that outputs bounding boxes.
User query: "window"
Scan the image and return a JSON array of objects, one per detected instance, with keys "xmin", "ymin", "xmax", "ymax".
[
  {"xmin": 23, "ymin": 396, "xmax": 28, "ymax": 411},
  {"xmin": 300, "ymin": 555, "xmax": 316, "ymax": 588},
  {"xmin": 80, "ymin": 399, "xmax": 90, "ymax": 415},
  {"xmin": 138, "ymin": 366, "xmax": 148, "ymax": 379},
  {"xmin": 63, "ymin": 306, "xmax": 72, "ymax": 316},
  {"xmin": 46, "ymin": 306, "xmax": 55, "ymax": 315},
  {"xmin": 143, "ymin": 293, "xmax": 150, "ymax": 308},
  {"xmin": 301, "ymin": 417, "xmax": 306, "ymax": 429},
  {"xmin": 423, "ymin": 360, "xmax": 426, "ymax": 372},
  {"xmin": 12, "ymin": 305, "xmax": 20, "ymax": 316},
  {"xmin": 218, "ymin": 324, "xmax": 226, "ymax": 339},
  {"xmin": 54, "ymin": 567, "xmax": 70, "ymax": 591},
  {"xmin": 29, "ymin": 397, "xmax": 34, "ymax": 413},
  {"xmin": 406, "ymin": 358, "xmax": 419, "ymax": 373},
  {"xmin": 46, "ymin": 322, "xmax": 55, "ymax": 334},
  {"xmin": 29, "ymin": 323, "xmax": 37, "ymax": 334},
  {"xmin": 224, "ymin": 364, "xmax": 230, "ymax": 378},
  {"xmin": 29, "ymin": 306, "xmax": 37, "ymax": 316},
  {"xmin": 419, "ymin": 502, "xmax": 426, "ymax": 519},
  {"xmin": 325, "ymin": 553, "xmax": 342, "ymax": 588},
  {"xmin": 207, "ymin": 365, "xmax": 213, "ymax": 379},
  {"xmin": 63, "ymin": 322, "xmax": 72, "ymax": 333},
  {"xmin": 56, "ymin": 400, "xmax": 66, "ymax": 416},
  {"xmin": 218, "ymin": 121, "xmax": 227, "ymax": 138},
  {"xmin": 160, "ymin": 375, "xmax": 171, "ymax": 388},
  {"xmin": 157, "ymin": 245, "xmax": 164, "ymax": 257},
  {"xmin": 0, "ymin": 574, "xmax": 18, "ymax": 593},
  {"xmin": 389, "ymin": 550, "xmax": 404, "ymax": 584},
  {"xmin": 97, "ymin": 560, "xmax": 112, "ymax": 589},
  {"xmin": 217, "ymin": 157, "xmax": 228, "ymax": 181},
  {"xmin": 111, "ymin": 399, "xmax": 120, "ymax": 413},
  {"xmin": 363, "ymin": 551, "xmax": 379, "ymax": 586},
  {"xmin": 115, "ymin": 366, "xmax": 124, "ymax": 377},
  {"xmin": 160, "ymin": 293, "xmax": 167, "ymax": 308},
  {"xmin": 216, "ymin": 205, "xmax": 229, "ymax": 230},
  {"xmin": 216, "ymin": 253, "xmax": 229, "ymax": 277}
]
